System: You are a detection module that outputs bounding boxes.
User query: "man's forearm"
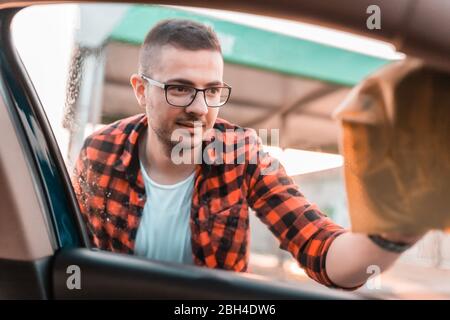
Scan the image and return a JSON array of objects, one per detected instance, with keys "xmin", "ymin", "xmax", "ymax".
[{"xmin": 325, "ymin": 232, "xmax": 402, "ymax": 289}]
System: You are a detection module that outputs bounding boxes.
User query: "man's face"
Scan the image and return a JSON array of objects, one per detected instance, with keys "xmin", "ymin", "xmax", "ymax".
[{"xmin": 137, "ymin": 45, "xmax": 223, "ymax": 153}]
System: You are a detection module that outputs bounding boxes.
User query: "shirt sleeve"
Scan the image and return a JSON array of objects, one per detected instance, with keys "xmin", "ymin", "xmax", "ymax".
[
  {"xmin": 70, "ymin": 140, "xmax": 109, "ymax": 250},
  {"xmin": 244, "ymin": 129, "xmax": 351, "ymax": 289}
]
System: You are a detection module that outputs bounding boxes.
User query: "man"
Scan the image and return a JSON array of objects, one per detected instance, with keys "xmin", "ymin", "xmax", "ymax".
[{"xmin": 72, "ymin": 19, "xmax": 422, "ymax": 290}]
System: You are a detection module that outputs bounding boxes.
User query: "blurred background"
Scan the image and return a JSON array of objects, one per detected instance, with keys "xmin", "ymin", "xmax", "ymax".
[{"xmin": 11, "ymin": 3, "xmax": 450, "ymax": 299}]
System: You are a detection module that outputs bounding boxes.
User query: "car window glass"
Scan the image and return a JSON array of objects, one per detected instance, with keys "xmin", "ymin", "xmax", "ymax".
[{"xmin": 11, "ymin": 3, "xmax": 450, "ymax": 299}]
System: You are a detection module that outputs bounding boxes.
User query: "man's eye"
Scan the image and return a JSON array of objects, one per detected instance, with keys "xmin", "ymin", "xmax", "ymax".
[
  {"xmin": 175, "ymin": 86, "xmax": 190, "ymax": 93},
  {"xmin": 207, "ymin": 87, "xmax": 220, "ymax": 95},
  {"xmin": 169, "ymin": 86, "xmax": 192, "ymax": 95}
]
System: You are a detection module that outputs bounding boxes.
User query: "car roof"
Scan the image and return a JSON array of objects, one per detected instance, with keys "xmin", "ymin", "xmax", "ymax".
[{"xmin": 1, "ymin": 0, "xmax": 449, "ymax": 73}]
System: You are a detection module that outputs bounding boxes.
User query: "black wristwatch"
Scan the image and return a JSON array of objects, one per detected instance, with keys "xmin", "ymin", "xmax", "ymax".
[{"xmin": 368, "ymin": 234, "xmax": 413, "ymax": 253}]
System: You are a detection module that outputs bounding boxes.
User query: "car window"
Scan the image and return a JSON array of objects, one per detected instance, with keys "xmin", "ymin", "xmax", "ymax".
[{"xmin": 11, "ymin": 2, "xmax": 450, "ymax": 299}]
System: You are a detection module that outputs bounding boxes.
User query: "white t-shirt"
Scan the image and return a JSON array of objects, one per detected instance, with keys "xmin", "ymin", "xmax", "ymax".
[{"xmin": 134, "ymin": 161, "xmax": 195, "ymax": 265}]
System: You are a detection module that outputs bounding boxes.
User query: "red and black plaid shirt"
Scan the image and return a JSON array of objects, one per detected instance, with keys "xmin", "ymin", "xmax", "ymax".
[{"xmin": 72, "ymin": 113, "xmax": 348, "ymax": 288}]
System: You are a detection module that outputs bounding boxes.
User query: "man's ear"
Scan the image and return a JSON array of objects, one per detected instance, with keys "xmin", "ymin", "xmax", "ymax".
[{"xmin": 130, "ymin": 73, "xmax": 147, "ymax": 107}]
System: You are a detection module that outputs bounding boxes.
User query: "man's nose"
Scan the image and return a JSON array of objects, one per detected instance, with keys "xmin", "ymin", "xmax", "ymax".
[{"xmin": 185, "ymin": 91, "xmax": 208, "ymax": 116}]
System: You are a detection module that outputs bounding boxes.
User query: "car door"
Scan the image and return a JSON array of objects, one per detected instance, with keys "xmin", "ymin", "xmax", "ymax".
[{"xmin": 0, "ymin": 2, "xmax": 361, "ymax": 300}]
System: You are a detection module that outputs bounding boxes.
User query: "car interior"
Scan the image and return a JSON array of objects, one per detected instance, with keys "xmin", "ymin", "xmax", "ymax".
[{"xmin": 0, "ymin": 0, "xmax": 449, "ymax": 300}]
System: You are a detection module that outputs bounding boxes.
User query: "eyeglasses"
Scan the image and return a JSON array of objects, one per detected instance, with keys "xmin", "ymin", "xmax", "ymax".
[{"xmin": 140, "ymin": 74, "xmax": 231, "ymax": 108}]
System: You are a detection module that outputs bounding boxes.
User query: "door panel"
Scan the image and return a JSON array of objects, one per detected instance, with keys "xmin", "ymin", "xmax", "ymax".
[
  {"xmin": 52, "ymin": 248, "xmax": 357, "ymax": 299},
  {"xmin": 0, "ymin": 257, "xmax": 52, "ymax": 299}
]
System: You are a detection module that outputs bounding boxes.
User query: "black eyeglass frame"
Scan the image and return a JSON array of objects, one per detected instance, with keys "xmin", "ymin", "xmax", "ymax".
[{"xmin": 140, "ymin": 73, "xmax": 232, "ymax": 108}]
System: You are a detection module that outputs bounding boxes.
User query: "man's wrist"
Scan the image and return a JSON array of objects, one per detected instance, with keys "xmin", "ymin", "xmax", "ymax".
[{"xmin": 367, "ymin": 234, "xmax": 413, "ymax": 253}]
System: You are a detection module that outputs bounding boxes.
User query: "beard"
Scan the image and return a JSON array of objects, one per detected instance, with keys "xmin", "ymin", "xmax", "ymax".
[
  {"xmin": 149, "ymin": 117, "xmax": 205, "ymax": 160},
  {"xmin": 148, "ymin": 121, "xmax": 176, "ymax": 158}
]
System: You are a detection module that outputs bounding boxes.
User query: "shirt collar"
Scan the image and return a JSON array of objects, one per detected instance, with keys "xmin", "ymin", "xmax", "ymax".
[{"xmin": 113, "ymin": 113, "xmax": 148, "ymax": 173}]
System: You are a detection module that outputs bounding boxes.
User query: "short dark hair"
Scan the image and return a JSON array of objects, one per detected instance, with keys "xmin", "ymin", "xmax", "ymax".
[{"xmin": 139, "ymin": 19, "xmax": 222, "ymax": 74}]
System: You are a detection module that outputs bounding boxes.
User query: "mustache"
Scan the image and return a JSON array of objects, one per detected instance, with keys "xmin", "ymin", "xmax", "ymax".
[{"xmin": 175, "ymin": 118, "xmax": 206, "ymax": 127}]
